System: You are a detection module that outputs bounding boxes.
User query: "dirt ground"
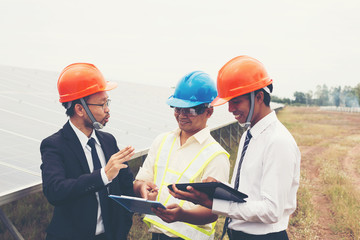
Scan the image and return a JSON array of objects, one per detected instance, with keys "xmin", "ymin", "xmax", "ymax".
[{"xmin": 287, "ymin": 107, "xmax": 360, "ymax": 239}]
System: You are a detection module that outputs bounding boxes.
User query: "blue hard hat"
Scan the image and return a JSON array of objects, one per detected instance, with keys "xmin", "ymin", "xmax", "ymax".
[{"xmin": 166, "ymin": 71, "xmax": 218, "ymax": 108}]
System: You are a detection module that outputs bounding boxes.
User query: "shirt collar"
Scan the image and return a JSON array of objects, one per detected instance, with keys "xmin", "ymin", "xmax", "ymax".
[
  {"xmin": 174, "ymin": 126, "xmax": 210, "ymax": 145},
  {"xmin": 69, "ymin": 120, "xmax": 101, "ymax": 149},
  {"xmin": 248, "ymin": 111, "xmax": 277, "ymax": 139}
]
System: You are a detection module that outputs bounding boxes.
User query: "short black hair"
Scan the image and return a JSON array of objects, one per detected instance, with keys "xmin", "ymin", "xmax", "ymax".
[
  {"xmin": 193, "ymin": 103, "xmax": 211, "ymax": 115},
  {"xmin": 253, "ymin": 84, "xmax": 273, "ymax": 106},
  {"xmin": 62, "ymin": 96, "xmax": 90, "ymax": 117}
]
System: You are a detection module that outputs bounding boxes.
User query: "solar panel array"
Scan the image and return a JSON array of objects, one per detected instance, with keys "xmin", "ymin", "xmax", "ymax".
[{"xmin": 0, "ymin": 65, "xmax": 237, "ymax": 205}]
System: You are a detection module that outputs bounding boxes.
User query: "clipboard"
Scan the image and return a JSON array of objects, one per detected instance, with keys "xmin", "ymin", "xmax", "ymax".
[
  {"xmin": 168, "ymin": 182, "xmax": 248, "ymax": 203},
  {"xmin": 109, "ymin": 195, "xmax": 166, "ymax": 215}
]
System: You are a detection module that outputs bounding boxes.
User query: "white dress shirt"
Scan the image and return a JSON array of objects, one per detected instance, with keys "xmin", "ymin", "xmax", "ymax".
[
  {"xmin": 69, "ymin": 120, "xmax": 111, "ymax": 235},
  {"xmin": 212, "ymin": 111, "xmax": 301, "ymax": 235}
]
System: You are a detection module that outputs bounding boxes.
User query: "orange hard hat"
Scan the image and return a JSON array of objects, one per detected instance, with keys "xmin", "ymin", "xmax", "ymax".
[
  {"xmin": 57, "ymin": 63, "xmax": 117, "ymax": 103},
  {"xmin": 211, "ymin": 55, "xmax": 273, "ymax": 106}
]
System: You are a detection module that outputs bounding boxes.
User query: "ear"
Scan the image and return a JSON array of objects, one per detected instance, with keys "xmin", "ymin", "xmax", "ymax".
[
  {"xmin": 256, "ymin": 91, "xmax": 264, "ymax": 104},
  {"xmin": 74, "ymin": 103, "xmax": 85, "ymax": 117},
  {"xmin": 206, "ymin": 107, "xmax": 214, "ymax": 118}
]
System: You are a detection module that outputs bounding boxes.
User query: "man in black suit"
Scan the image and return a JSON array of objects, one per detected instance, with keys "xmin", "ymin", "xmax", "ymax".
[{"xmin": 40, "ymin": 63, "xmax": 135, "ymax": 240}]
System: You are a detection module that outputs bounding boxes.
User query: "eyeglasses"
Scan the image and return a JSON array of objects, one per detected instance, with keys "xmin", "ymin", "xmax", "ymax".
[
  {"xmin": 86, "ymin": 99, "xmax": 111, "ymax": 110},
  {"xmin": 172, "ymin": 104, "xmax": 209, "ymax": 116}
]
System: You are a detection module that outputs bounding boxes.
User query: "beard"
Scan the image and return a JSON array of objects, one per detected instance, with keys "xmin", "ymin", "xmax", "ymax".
[
  {"xmin": 84, "ymin": 116, "xmax": 106, "ymax": 129},
  {"xmin": 84, "ymin": 117, "xmax": 95, "ymax": 129}
]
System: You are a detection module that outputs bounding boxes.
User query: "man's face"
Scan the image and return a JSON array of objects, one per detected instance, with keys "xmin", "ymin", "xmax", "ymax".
[
  {"xmin": 84, "ymin": 91, "xmax": 110, "ymax": 128},
  {"xmin": 228, "ymin": 95, "xmax": 251, "ymax": 124},
  {"xmin": 174, "ymin": 106, "xmax": 212, "ymax": 135}
]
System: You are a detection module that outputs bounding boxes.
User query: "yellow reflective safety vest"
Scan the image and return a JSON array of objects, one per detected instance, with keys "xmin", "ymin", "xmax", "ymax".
[{"xmin": 143, "ymin": 132, "xmax": 229, "ymax": 240}]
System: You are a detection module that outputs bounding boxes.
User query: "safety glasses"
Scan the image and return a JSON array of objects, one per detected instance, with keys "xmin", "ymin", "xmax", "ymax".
[
  {"xmin": 172, "ymin": 104, "xmax": 209, "ymax": 116},
  {"xmin": 86, "ymin": 99, "xmax": 111, "ymax": 110}
]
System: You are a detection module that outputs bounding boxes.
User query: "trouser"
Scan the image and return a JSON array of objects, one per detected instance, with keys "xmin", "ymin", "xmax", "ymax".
[
  {"xmin": 151, "ymin": 233, "xmax": 183, "ymax": 240},
  {"xmin": 227, "ymin": 229, "xmax": 289, "ymax": 240}
]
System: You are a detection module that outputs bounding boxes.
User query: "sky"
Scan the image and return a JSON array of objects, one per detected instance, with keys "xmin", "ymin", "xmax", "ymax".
[{"xmin": 1, "ymin": 0, "xmax": 360, "ymax": 99}]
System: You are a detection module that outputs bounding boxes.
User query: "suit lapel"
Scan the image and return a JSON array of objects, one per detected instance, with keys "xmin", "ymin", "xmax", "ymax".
[
  {"xmin": 63, "ymin": 121, "xmax": 91, "ymax": 173},
  {"xmin": 96, "ymin": 131, "xmax": 111, "ymax": 163}
]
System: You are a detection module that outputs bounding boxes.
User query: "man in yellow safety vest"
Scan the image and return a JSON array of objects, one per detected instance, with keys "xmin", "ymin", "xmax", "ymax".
[{"xmin": 134, "ymin": 71, "xmax": 230, "ymax": 240}]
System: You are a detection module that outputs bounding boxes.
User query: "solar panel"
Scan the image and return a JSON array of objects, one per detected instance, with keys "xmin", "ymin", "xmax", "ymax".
[{"xmin": 0, "ymin": 65, "xmax": 236, "ymax": 205}]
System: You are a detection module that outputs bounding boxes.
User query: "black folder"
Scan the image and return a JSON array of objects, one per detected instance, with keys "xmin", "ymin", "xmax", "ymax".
[
  {"xmin": 109, "ymin": 195, "xmax": 166, "ymax": 215},
  {"xmin": 168, "ymin": 182, "xmax": 248, "ymax": 203}
]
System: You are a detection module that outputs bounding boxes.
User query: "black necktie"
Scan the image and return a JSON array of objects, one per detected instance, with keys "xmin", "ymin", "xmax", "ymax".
[
  {"xmin": 87, "ymin": 137, "xmax": 110, "ymax": 235},
  {"xmin": 220, "ymin": 130, "xmax": 252, "ymax": 240},
  {"xmin": 234, "ymin": 130, "xmax": 252, "ymax": 189}
]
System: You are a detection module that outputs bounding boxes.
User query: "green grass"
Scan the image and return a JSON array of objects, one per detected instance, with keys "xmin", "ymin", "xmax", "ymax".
[
  {"xmin": 280, "ymin": 107, "xmax": 360, "ymax": 240},
  {"xmin": 318, "ymin": 145, "xmax": 360, "ymax": 239},
  {"xmin": 288, "ymin": 172, "xmax": 318, "ymax": 240},
  {"xmin": 0, "ymin": 193, "xmax": 52, "ymax": 240}
]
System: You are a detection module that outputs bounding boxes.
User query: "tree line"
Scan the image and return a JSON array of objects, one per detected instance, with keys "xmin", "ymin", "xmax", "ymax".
[{"xmin": 272, "ymin": 83, "xmax": 360, "ymax": 107}]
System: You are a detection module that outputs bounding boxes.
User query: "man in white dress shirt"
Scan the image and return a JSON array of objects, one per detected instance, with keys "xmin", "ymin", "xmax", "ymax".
[{"xmin": 169, "ymin": 56, "xmax": 301, "ymax": 240}]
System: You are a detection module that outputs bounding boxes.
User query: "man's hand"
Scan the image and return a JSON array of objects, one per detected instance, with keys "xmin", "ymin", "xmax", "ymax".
[
  {"xmin": 202, "ymin": 176, "xmax": 218, "ymax": 183},
  {"xmin": 105, "ymin": 146, "xmax": 135, "ymax": 181},
  {"xmin": 168, "ymin": 184, "xmax": 213, "ymax": 209},
  {"xmin": 168, "ymin": 177, "xmax": 219, "ymax": 208},
  {"xmin": 134, "ymin": 180, "xmax": 159, "ymax": 200},
  {"xmin": 152, "ymin": 204, "xmax": 218, "ymax": 225},
  {"xmin": 140, "ymin": 181, "xmax": 159, "ymax": 200},
  {"xmin": 151, "ymin": 204, "xmax": 184, "ymax": 223}
]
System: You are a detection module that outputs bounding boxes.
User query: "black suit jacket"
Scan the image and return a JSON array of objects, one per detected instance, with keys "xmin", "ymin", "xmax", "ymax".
[{"xmin": 40, "ymin": 121, "xmax": 134, "ymax": 240}]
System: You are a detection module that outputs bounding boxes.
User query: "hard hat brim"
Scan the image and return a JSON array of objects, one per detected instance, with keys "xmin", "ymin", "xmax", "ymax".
[
  {"xmin": 166, "ymin": 96, "xmax": 208, "ymax": 108},
  {"xmin": 211, "ymin": 96, "xmax": 232, "ymax": 107},
  {"xmin": 59, "ymin": 81, "xmax": 118, "ymax": 103},
  {"xmin": 104, "ymin": 81, "xmax": 118, "ymax": 91}
]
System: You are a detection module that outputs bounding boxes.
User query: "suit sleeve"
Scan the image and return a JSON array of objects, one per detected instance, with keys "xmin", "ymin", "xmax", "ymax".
[{"xmin": 40, "ymin": 136, "xmax": 105, "ymax": 206}]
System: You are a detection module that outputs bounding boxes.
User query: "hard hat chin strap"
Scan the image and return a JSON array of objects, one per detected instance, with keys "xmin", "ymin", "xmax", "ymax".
[
  {"xmin": 79, "ymin": 98, "xmax": 104, "ymax": 130},
  {"xmin": 238, "ymin": 91, "xmax": 255, "ymax": 128}
]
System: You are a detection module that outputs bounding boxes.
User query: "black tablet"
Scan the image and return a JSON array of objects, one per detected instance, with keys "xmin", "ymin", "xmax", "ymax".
[{"xmin": 168, "ymin": 182, "xmax": 248, "ymax": 202}]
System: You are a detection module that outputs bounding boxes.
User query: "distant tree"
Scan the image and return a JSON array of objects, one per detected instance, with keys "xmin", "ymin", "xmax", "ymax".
[
  {"xmin": 271, "ymin": 95, "xmax": 292, "ymax": 105},
  {"xmin": 293, "ymin": 91, "xmax": 306, "ymax": 104},
  {"xmin": 286, "ymin": 83, "xmax": 360, "ymax": 107},
  {"xmin": 315, "ymin": 84, "xmax": 330, "ymax": 106},
  {"xmin": 305, "ymin": 90, "xmax": 313, "ymax": 105},
  {"xmin": 271, "ymin": 95, "xmax": 283, "ymax": 103},
  {"xmin": 283, "ymin": 98, "xmax": 291, "ymax": 105},
  {"xmin": 330, "ymin": 86, "xmax": 341, "ymax": 107},
  {"xmin": 342, "ymin": 86, "xmax": 359, "ymax": 107},
  {"xmin": 354, "ymin": 83, "xmax": 360, "ymax": 105}
]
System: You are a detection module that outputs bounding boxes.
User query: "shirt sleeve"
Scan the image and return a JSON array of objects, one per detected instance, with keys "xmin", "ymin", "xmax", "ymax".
[
  {"xmin": 213, "ymin": 136, "xmax": 299, "ymax": 224},
  {"xmin": 100, "ymin": 168, "xmax": 111, "ymax": 185}
]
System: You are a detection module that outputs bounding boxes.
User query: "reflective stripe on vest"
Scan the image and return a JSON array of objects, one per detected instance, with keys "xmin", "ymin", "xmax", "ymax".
[{"xmin": 144, "ymin": 132, "xmax": 229, "ymax": 240}]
